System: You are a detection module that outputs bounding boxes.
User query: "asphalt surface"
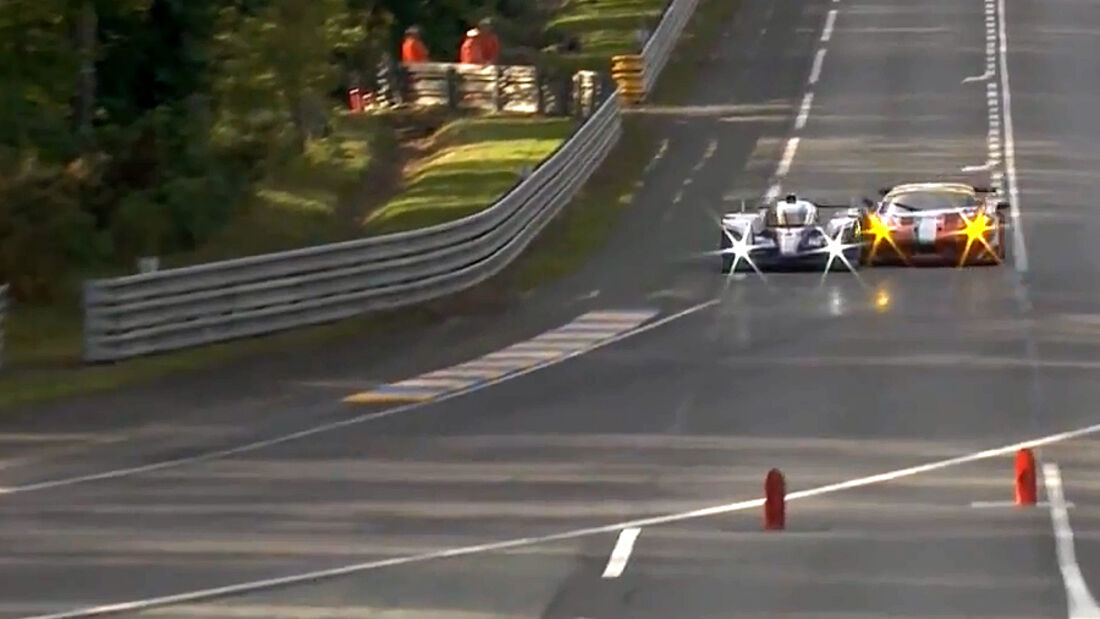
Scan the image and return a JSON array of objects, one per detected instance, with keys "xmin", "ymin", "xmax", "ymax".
[{"xmin": 3, "ymin": 0, "xmax": 1100, "ymax": 616}]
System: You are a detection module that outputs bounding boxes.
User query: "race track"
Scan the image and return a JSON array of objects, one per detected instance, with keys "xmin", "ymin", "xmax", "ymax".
[{"xmin": 4, "ymin": 0, "xmax": 1100, "ymax": 616}]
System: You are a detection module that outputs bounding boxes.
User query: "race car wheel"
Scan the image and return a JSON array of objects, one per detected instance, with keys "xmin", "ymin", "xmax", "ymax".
[
  {"xmin": 851, "ymin": 221, "xmax": 872, "ymax": 265},
  {"xmin": 997, "ymin": 213, "xmax": 1007, "ymax": 261},
  {"xmin": 720, "ymin": 230, "xmax": 733, "ymax": 273}
]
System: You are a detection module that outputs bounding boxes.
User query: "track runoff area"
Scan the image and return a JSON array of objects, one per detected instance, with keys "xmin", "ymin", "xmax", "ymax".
[{"xmin": 15, "ymin": 0, "xmax": 1100, "ymax": 618}]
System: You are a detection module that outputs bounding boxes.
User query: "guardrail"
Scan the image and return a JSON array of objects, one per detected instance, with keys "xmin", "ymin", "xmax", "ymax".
[
  {"xmin": 642, "ymin": 0, "xmax": 701, "ymax": 94},
  {"xmin": 401, "ymin": 62, "xmax": 542, "ymax": 113},
  {"xmin": 0, "ymin": 284, "xmax": 7, "ymax": 369},
  {"xmin": 79, "ymin": 0, "xmax": 703, "ymax": 362},
  {"xmin": 362, "ymin": 61, "xmax": 600, "ymax": 117},
  {"xmin": 82, "ymin": 92, "xmax": 622, "ymax": 361}
]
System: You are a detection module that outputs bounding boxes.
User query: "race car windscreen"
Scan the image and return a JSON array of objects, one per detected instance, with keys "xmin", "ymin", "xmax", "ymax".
[
  {"xmin": 885, "ymin": 190, "xmax": 978, "ymax": 212},
  {"xmin": 766, "ymin": 206, "xmax": 815, "ymax": 227}
]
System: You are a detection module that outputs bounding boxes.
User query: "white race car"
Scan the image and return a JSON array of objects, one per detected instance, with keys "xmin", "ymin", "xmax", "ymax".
[{"xmin": 719, "ymin": 194, "xmax": 864, "ymax": 273}]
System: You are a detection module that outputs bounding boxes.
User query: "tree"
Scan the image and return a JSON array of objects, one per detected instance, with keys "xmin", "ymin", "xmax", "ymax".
[
  {"xmin": 211, "ymin": 0, "xmax": 366, "ymax": 157},
  {"xmin": 74, "ymin": 0, "xmax": 97, "ymax": 143},
  {"xmin": 0, "ymin": 0, "xmax": 79, "ymax": 155}
]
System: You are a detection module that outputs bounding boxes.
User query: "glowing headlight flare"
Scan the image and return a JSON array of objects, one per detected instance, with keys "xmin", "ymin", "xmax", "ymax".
[
  {"xmin": 718, "ymin": 226, "xmax": 768, "ymax": 282},
  {"xmin": 947, "ymin": 210, "xmax": 1001, "ymax": 267},
  {"xmin": 807, "ymin": 226, "xmax": 862, "ymax": 278},
  {"xmin": 875, "ymin": 288, "xmax": 891, "ymax": 311},
  {"xmin": 863, "ymin": 214, "xmax": 909, "ymax": 265}
]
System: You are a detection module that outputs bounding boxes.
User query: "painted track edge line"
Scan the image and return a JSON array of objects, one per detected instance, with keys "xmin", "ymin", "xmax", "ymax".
[
  {"xmin": 997, "ymin": 0, "xmax": 1028, "ymax": 273},
  {"xmin": 24, "ymin": 420, "xmax": 1100, "ymax": 619},
  {"xmin": 0, "ymin": 300, "xmax": 719, "ymax": 497},
  {"xmin": 1042, "ymin": 463, "xmax": 1100, "ymax": 618}
]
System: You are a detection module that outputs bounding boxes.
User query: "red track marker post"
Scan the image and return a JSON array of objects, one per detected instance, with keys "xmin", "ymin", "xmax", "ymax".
[
  {"xmin": 1015, "ymin": 448, "xmax": 1037, "ymax": 506},
  {"xmin": 348, "ymin": 87, "xmax": 362, "ymax": 112},
  {"xmin": 764, "ymin": 468, "xmax": 786, "ymax": 530}
]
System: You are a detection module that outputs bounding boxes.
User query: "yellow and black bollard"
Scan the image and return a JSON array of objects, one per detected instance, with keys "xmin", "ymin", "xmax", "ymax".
[{"xmin": 610, "ymin": 55, "xmax": 646, "ymax": 104}]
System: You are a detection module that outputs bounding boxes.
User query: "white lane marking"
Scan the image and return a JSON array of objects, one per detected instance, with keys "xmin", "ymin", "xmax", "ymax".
[
  {"xmin": 1043, "ymin": 463, "xmax": 1100, "ymax": 618},
  {"xmin": 0, "ymin": 300, "xmax": 720, "ymax": 497},
  {"xmin": 27, "ymin": 421, "xmax": 1100, "ymax": 619},
  {"xmin": 692, "ymin": 139, "xmax": 718, "ymax": 172},
  {"xmin": 667, "ymin": 139, "xmax": 717, "ymax": 221},
  {"xmin": 809, "ymin": 48, "xmax": 827, "ymax": 84},
  {"xmin": 760, "ymin": 6, "xmax": 836, "ymax": 202},
  {"xmin": 821, "ymin": 9, "xmax": 837, "ymax": 42},
  {"xmin": 963, "ymin": 81, "xmax": 1003, "ymax": 173},
  {"xmin": 963, "ymin": 67, "xmax": 994, "ymax": 83},
  {"xmin": 601, "ymin": 528, "xmax": 641, "ymax": 578},
  {"xmin": 775, "ymin": 137, "xmax": 801, "ymax": 177},
  {"xmin": 970, "ymin": 500, "xmax": 1073, "ymax": 509},
  {"xmin": 643, "ymin": 138, "xmax": 670, "ymax": 174},
  {"xmin": 997, "ymin": 0, "xmax": 1029, "ymax": 272},
  {"xmin": 795, "ymin": 92, "xmax": 814, "ymax": 130}
]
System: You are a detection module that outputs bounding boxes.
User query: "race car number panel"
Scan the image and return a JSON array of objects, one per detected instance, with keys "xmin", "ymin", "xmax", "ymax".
[{"xmin": 916, "ymin": 217, "xmax": 939, "ymax": 247}]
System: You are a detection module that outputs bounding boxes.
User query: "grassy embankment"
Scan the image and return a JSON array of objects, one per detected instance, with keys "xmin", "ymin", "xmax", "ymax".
[{"xmin": 0, "ymin": 0, "xmax": 739, "ymax": 410}]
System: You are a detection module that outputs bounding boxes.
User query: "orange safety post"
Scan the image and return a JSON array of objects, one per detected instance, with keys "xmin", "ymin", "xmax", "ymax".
[
  {"xmin": 764, "ymin": 468, "xmax": 786, "ymax": 530},
  {"xmin": 1015, "ymin": 448, "xmax": 1037, "ymax": 506}
]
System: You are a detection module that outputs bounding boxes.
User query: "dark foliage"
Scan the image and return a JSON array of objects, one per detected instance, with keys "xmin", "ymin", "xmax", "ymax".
[{"xmin": 0, "ymin": 0, "xmax": 534, "ymax": 301}]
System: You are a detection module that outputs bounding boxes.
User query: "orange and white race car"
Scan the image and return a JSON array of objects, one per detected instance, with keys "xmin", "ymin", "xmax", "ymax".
[{"xmin": 859, "ymin": 182, "xmax": 1010, "ymax": 266}]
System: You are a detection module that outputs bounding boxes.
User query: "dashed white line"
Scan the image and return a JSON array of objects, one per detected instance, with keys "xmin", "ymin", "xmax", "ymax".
[
  {"xmin": 666, "ymin": 139, "xmax": 717, "ymax": 219},
  {"xmin": 646, "ymin": 138, "xmax": 669, "ymax": 172},
  {"xmin": 601, "ymin": 528, "xmax": 641, "ymax": 578},
  {"xmin": 821, "ymin": 9, "xmax": 838, "ymax": 42},
  {"xmin": 757, "ymin": 3, "xmax": 836, "ymax": 203},
  {"xmin": 27, "ymin": 420, "xmax": 1100, "ymax": 619},
  {"xmin": 1043, "ymin": 463, "xmax": 1100, "ymax": 619},
  {"xmin": 969, "ymin": 500, "xmax": 1074, "ymax": 509},
  {"xmin": 775, "ymin": 137, "xmax": 800, "ymax": 177},
  {"xmin": 809, "ymin": 48, "xmax": 827, "ymax": 84},
  {"xmin": 795, "ymin": 92, "xmax": 814, "ymax": 130},
  {"xmin": 693, "ymin": 139, "xmax": 718, "ymax": 171}
]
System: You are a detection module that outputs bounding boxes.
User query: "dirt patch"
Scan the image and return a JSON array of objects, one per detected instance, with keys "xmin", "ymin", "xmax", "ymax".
[{"xmin": 336, "ymin": 108, "xmax": 456, "ymax": 236}]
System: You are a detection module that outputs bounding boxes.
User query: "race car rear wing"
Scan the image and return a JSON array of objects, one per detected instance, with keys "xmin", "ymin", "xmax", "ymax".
[
  {"xmin": 877, "ymin": 184, "xmax": 998, "ymax": 195},
  {"xmin": 867, "ymin": 192, "xmax": 1010, "ymax": 211},
  {"xmin": 815, "ymin": 202, "xmax": 870, "ymax": 217}
]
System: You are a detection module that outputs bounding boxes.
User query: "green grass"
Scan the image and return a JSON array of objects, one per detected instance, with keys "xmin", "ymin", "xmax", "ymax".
[
  {"xmin": 170, "ymin": 112, "xmax": 396, "ymax": 266},
  {"xmin": 0, "ymin": 115, "xmax": 574, "ymax": 411},
  {"xmin": 501, "ymin": 0, "xmax": 743, "ymax": 290},
  {"xmin": 362, "ymin": 116, "xmax": 575, "ymax": 234},
  {"xmin": 547, "ymin": 0, "xmax": 668, "ymax": 71},
  {"xmin": 648, "ymin": 0, "xmax": 740, "ymax": 103},
  {"xmin": 500, "ymin": 115, "xmax": 653, "ymax": 291},
  {"xmin": 0, "ymin": 301, "xmax": 440, "ymax": 411},
  {"xmin": 0, "ymin": 111, "xmax": 401, "ymax": 409},
  {"xmin": 0, "ymin": 0, "xmax": 738, "ymax": 412}
]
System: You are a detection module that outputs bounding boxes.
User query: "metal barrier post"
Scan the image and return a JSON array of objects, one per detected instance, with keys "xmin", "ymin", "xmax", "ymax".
[{"xmin": 0, "ymin": 284, "xmax": 7, "ymax": 370}]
